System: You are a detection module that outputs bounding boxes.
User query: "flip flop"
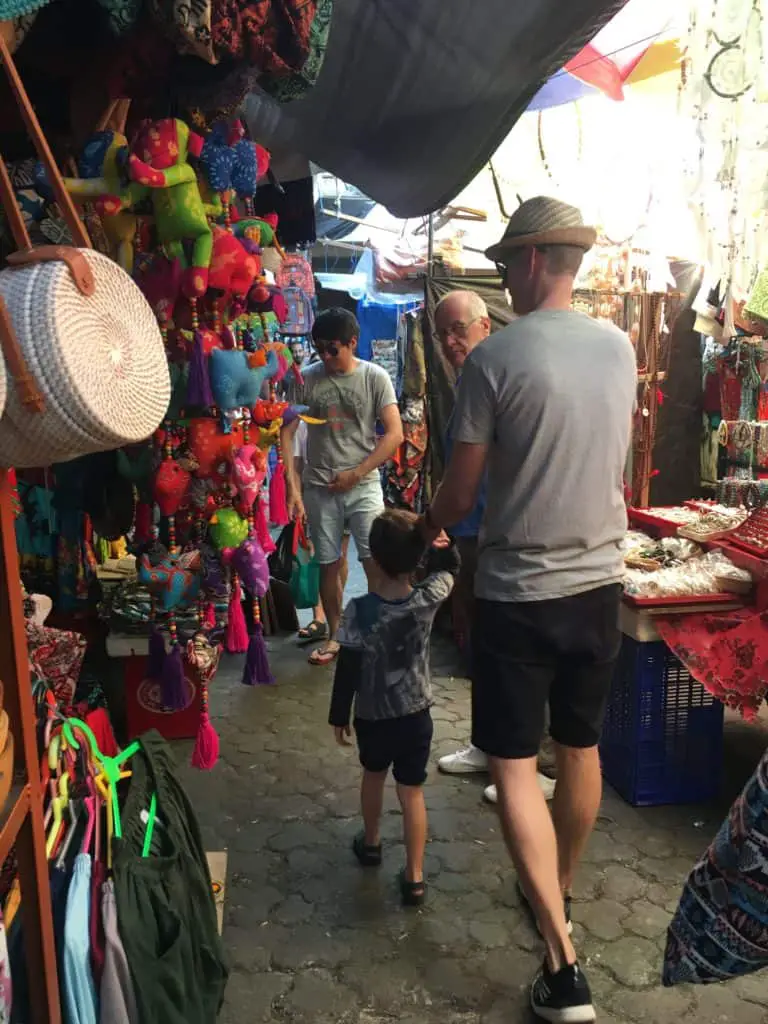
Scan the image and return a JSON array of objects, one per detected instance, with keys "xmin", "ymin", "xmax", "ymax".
[
  {"xmin": 308, "ymin": 642, "xmax": 340, "ymax": 667},
  {"xmin": 297, "ymin": 619, "xmax": 329, "ymax": 646}
]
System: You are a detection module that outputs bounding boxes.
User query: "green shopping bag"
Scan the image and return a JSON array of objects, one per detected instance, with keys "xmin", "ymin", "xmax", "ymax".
[{"xmin": 290, "ymin": 520, "xmax": 320, "ymax": 609}]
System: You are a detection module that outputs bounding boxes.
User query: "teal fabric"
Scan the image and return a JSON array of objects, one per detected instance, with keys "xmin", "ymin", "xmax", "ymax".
[{"xmin": 0, "ymin": 0, "xmax": 49, "ymax": 20}]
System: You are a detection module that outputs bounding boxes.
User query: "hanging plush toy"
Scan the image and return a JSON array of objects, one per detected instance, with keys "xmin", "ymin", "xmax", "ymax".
[
  {"xmin": 209, "ymin": 346, "xmax": 281, "ymax": 418},
  {"xmin": 187, "ymin": 632, "xmax": 222, "ymax": 771},
  {"xmin": 208, "ymin": 226, "xmax": 260, "ymax": 296},
  {"xmin": 97, "ymin": 118, "xmax": 214, "ymax": 297},
  {"xmin": 208, "ymin": 508, "xmax": 249, "ymax": 551},
  {"xmin": 232, "ymin": 444, "xmax": 267, "ymax": 511}
]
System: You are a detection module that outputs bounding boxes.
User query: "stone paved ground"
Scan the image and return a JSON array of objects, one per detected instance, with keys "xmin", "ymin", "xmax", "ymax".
[{"xmin": 175, "ymin": 631, "xmax": 768, "ymax": 1024}]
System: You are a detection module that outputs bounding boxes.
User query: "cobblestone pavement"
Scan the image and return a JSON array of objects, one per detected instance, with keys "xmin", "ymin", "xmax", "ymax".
[{"xmin": 176, "ymin": 633, "xmax": 768, "ymax": 1024}]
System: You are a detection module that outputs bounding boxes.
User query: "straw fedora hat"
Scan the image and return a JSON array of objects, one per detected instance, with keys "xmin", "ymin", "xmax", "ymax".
[{"xmin": 485, "ymin": 197, "xmax": 597, "ymax": 262}]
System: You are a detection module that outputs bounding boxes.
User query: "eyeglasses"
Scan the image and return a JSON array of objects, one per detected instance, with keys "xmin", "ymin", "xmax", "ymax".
[
  {"xmin": 313, "ymin": 339, "xmax": 340, "ymax": 357},
  {"xmin": 495, "ymin": 260, "xmax": 508, "ymax": 280},
  {"xmin": 436, "ymin": 318, "xmax": 482, "ymax": 341}
]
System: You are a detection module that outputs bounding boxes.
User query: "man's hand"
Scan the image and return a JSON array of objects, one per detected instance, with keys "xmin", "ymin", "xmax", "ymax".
[
  {"xmin": 287, "ymin": 487, "xmax": 305, "ymax": 522},
  {"xmin": 334, "ymin": 725, "xmax": 352, "ymax": 746},
  {"xmin": 328, "ymin": 468, "xmax": 362, "ymax": 494}
]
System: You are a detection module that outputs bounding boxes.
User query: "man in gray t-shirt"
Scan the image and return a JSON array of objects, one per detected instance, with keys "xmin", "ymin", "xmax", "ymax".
[
  {"xmin": 421, "ymin": 198, "xmax": 636, "ymax": 1023},
  {"xmin": 281, "ymin": 308, "xmax": 403, "ymax": 666}
]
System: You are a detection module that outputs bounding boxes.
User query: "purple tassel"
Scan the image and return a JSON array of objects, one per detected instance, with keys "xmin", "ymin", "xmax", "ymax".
[
  {"xmin": 148, "ymin": 627, "xmax": 166, "ymax": 681},
  {"xmin": 242, "ymin": 623, "xmax": 274, "ymax": 686},
  {"xmin": 161, "ymin": 644, "xmax": 189, "ymax": 709},
  {"xmin": 186, "ymin": 329, "xmax": 214, "ymax": 408}
]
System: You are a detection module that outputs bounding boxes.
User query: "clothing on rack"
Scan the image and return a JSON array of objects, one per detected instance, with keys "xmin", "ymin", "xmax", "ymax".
[
  {"xmin": 63, "ymin": 853, "xmax": 98, "ymax": 1024},
  {"xmin": 100, "ymin": 881, "xmax": 138, "ymax": 1024},
  {"xmin": 113, "ymin": 732, "xmax": 227, "ymax": 1024}
]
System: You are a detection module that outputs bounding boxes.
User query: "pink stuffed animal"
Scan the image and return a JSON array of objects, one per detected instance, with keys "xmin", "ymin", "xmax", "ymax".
[{"xmin": 232, "ymin": 444, "xmax": 267, "ymax": 511}]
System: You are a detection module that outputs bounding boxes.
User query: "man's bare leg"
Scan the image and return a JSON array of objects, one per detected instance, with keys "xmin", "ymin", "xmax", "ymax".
[
  {"xmin": 491, "ymin": 755, "xmax": 575, "ymax": 972},
  {"xmin": 551, "ymin": 743, "xmax": 602, "ymax": 895}
]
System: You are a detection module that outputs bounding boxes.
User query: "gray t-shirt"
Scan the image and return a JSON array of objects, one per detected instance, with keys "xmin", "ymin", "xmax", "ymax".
[
  {"xmin": 452, "ymin": 309, "xmax": 637, "ymax": 602},
  {"xmin": 301, "ymin": 360, "xmax": 397, "ymax": 487}
]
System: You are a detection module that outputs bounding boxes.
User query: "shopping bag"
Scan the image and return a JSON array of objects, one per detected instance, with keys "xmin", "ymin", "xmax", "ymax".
[
  {"xmin": 268, "ymin": 521, "xmax": 295, "ymax": 583},
  {"xmin": 663, "ymin": 744, "xmax": 768, "ymax": 986},
  {"xmin": 289, "ymin": 520, "xmax": 320, "ymax": 610}
]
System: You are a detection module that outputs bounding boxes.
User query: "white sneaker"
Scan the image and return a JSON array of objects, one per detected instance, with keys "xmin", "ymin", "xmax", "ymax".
[
  {"xmin": 484, "ymin": 774, "xmax": 555, "ymax": 805},
  {"xmin": 438, "ymin": 744, "xmax": 489, "ymax": 774}
]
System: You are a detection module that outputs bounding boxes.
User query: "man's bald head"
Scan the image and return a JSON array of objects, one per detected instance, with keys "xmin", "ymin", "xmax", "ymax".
[{"xmin": 435, "ymin": 290, "xmax": 491, "ymax": 371}]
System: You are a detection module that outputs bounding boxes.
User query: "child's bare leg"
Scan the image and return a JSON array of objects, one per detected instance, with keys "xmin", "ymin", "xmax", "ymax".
[
  {"xmin": 361, "ymin": 770, "xmax": 387, "ymax": 846},
  {"xmin": 396, "ymin": 783, "xmax": 427, "ymax": 885}
]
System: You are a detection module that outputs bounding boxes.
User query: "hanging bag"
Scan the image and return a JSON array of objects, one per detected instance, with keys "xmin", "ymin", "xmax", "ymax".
[
  {"xmin": 267, "ymin": 520, "xmax": 295, "ymax": 582},
  {"xmin": 289, "ymin": 519, "xmax": 320, "ymax": 610},
  {"xmin": 0, "ymin": 37, "xmax": 171, "ymax": 469}
]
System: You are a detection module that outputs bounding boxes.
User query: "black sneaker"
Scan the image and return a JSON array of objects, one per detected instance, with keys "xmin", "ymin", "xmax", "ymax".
[
  {"xmin": 517, "ymin": 881, "xmax": 573, "ymax": 935},
  {"xmin": 530, "ymin": 961, "xmax": 595, "ymax": 1023}
]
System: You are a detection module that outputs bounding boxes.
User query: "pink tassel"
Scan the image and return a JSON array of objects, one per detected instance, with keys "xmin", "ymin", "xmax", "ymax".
[
  {"xmin": 191, "ymin": 707, "xmax": 219, "ymax": 770},
  {"xmin": 186, "ymin": 329, "xmax": 214, "ymax": 408},
  {"xmin": 255, "ymin": 498, "xmax": 276, "ymax": 555},
  {"xmin": 269, "ymin": 462, "xmax": 289, "ymax": 526},
  {"xmin": 148, "ymin": 627, "xmax": 166, "ymax": 681},
  {"xmin": 204, "ymin": 602, "xmax": 216, "ymax": 629},
  {"xmin": 225, "ymin": 577, "xmax": 249, "ymax": 653},
  {"xmin": 242, "ymin": 623, "xmax": 274, "ymax": 686},
  {"xmin": 161, "ymin": 644, "xmax": 188, "ymax": 710}
]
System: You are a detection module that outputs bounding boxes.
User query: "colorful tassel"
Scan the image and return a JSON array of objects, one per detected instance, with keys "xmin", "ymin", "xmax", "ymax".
[
  {"xmin": 269, "ymin": 461, "xmax": 289, "ymax": 526},
  {"xmin": 204, "ymin": 602, "xmax": 216, "ymax": 629},
  {"xmin": 225, "ymin": 576, "xmax": 249, "ymax": 653},
  {"xmin": 161, "ymin": 644, "xmax": 188, "ymax": 710},
  {"xmin": 242, "ymin": 621, "xmax": 274, "ymax": 686},
  {"xmin": 255, "ymin": 497, "xmax": 275, "ymax": 555},
  {"xmin": 186, "ymin": 329, "xmax": 214, "ymax": 408},
  {"xmin": 191, "ymin": 692, "xmax": 219, "ymax": 770},
  {"xmin": 148, "ymin": 626, "xmax": 166, "ymax": 681}
]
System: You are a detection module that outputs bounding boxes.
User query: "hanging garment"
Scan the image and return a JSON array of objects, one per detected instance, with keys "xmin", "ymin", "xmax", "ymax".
[
  {"xmin": 0, "ymin": 909, "xmax": 11, "ymax": 1024},
  {"xmin": 112, "ymin": 732, "xmax": 228, "ymax": 1024},
  {"xmin": 100, "ymin": 881, "xmax": 138, "ymax": 1024},
  {"xmin": 64, "ymin": 853, "xmax": 98, "ymax": 1024},
  {"xmin": 90, "ymin": 859, "xmax": 107, "ymax": 988}
]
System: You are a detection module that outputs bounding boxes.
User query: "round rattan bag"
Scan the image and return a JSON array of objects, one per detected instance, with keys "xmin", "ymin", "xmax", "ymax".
[{"xmin": 0, "ymin": 248, "xmax": 170, "ymax": 468}]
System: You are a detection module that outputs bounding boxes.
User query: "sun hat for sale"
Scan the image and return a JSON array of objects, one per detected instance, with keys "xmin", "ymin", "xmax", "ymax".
[
  {"xmin": 0, "ymin": 248, "xmax": 171, "ymax": 468},
  {"xmin": 485, "ymin": 196, "xmax": 597, "ymax": 262}
]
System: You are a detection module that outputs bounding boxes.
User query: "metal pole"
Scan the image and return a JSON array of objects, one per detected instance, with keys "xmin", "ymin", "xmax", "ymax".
[{"xmin": 426, "ymin": 212, "xmax": 434, "ymax": 279}]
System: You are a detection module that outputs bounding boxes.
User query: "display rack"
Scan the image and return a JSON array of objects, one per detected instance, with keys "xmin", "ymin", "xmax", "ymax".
[{"xmin": 0, "ymin": 469, "xmax": 60, "ymax": 1021}]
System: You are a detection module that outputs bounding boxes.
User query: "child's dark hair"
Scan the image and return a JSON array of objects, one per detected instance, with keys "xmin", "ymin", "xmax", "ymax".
[
  {"xmin": 369, "ymin": 509, "xmax": 426, "ymax": 579},
  {"xmin": 312, "ymin": 307, "xmax": 360, "ymax": 347}
]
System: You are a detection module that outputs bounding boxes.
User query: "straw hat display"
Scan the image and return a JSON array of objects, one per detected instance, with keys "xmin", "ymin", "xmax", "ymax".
[{"xmin": 0, "ymin": 249, "xmax": 171, "ymax": 469}]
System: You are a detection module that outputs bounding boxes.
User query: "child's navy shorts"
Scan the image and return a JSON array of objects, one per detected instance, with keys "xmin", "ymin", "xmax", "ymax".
[{"xmin": 354, "ymin": 708, "xmax": 433, "ymax": 786}]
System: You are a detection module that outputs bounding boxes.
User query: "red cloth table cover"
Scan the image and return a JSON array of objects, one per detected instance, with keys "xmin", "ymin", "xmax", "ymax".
[{"xmin": 655, "ymin": 609, "xmax": 768, "ymax": 720}]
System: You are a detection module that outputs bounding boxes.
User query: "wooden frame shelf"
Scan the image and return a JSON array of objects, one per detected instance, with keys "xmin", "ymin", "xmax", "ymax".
[{"xmin": 0, "ymin": 469, "xmax": 60, "ymax": 1023}]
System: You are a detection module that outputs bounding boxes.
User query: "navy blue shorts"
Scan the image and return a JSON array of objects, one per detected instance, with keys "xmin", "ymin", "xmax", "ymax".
[{"xmin": 354, "ymin": 709, "xmax": 433, "ymax": 786}]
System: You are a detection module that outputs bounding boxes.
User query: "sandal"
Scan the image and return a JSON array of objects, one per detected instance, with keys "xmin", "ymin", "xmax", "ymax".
[
  {"xmin": 308, "ymin": 641, "xmax": 340, "ymax": 667},
  {"xmin": 297, "ymin": 619, "xmax": 329, "ymax": 646},
  {"xmin": 352, "ymin": 832, "xmax": 382, "ymax": 867},
  {"xmin": 399, "ymin": 869, "xmax": 427, "ymax": 907}
]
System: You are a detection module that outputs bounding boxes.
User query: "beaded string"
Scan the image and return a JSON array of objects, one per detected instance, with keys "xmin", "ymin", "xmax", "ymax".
[{"xmin": 242, "ymin": 407, "xmax": 263, "ymax": 633}]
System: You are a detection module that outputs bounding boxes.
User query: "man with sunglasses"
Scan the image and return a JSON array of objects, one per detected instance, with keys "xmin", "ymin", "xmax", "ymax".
[
  {"xmin": 420, "ymin": 198, "xmax": 636, "ymax": 1022},
  {"xmin": 281, "ymin": 307, "xmax": 403, "ymax": 666}
]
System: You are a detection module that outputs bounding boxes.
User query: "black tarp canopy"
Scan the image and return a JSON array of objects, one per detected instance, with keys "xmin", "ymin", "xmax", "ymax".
[{"xmin": 245, "ymin": 0, "xmax": 629, "ymax": 217}]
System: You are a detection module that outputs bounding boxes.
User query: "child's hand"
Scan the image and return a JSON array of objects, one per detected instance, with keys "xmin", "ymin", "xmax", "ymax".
[
  {"xmin": 431, "ymin": 530, "xmax": 451, "ymax": 549},
  {"xmin": 333, "ymin": 725, "xmax": 352, "ymax": 746}
]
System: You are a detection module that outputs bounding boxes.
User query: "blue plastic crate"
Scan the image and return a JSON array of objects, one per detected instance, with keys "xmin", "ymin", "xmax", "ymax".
[{"xmin": 600, "ymin": 637, "xmax": 724, "ymax": 807}]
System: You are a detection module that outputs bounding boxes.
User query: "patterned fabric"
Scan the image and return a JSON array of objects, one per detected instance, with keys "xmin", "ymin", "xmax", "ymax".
[
  {"xmin": 0, "ymin": 911, "xmax": 10, "ymax": 1024},
  {"xmin": 94, "ymin": 0, "xmax": 142, "ymax": 35},
  {"xmin": 0, "ymin": 0, "xmax": 48, "ymax": 20},
  {"xmin": 261, "ymin": 0, "xmax": 334, "ymax": 101},
  {"xmin": 211, "ymin": 0, "xmax": 316, "ymax": 71},
  {"xmin": 25, "ymin": 621, "xmax": 87, "ymax": 707},
  {"xmin": 148, "ymin": 0, "xmax": 216, "ymax": 61},
  {"xmin": 664, "ymin": 746, "xmax": 768, "ymax": 985},
  {"xmin": 655, "ymin": 610, "xmax": 768, "ymax": 721}
]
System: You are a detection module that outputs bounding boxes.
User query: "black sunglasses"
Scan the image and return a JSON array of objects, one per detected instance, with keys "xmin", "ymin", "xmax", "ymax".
[{"xmin": 313, "ymin": 339, "xmax": 340, "ymax": 357}]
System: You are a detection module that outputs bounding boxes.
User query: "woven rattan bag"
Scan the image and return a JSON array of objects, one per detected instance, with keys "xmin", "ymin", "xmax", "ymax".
[{"xmin": 0, "ymin": 38, "xmax": 170, "ymax": 468}]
